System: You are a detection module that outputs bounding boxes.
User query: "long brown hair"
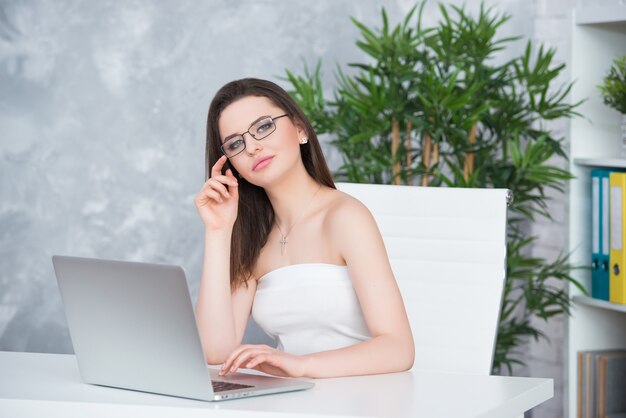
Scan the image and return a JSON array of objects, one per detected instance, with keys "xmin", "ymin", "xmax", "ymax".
[{"xmin": 205, "ymin": 78, "xmax": 335, "ymax": 290}]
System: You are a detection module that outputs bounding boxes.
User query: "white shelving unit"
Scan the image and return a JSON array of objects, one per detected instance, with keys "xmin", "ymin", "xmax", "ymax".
[{"xmin": 567, "ymin": 7, "xmax": 626, "ymax": 418}]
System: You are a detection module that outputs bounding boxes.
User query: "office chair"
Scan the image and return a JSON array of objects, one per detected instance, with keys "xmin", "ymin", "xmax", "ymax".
[{"xmin": 337, "ymin": 182, "xmax": 510, "ymax": 376}]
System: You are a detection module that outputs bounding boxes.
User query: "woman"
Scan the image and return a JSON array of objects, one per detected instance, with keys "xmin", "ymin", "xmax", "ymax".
[{"xmin": 194, "ymin": 78, "xmax": 414, "ymax": 379}]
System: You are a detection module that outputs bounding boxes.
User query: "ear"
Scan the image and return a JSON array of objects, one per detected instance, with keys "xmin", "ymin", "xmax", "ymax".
[{"xmin": 293, "ymin": 118, "xmax": 308, "ymax": 141}]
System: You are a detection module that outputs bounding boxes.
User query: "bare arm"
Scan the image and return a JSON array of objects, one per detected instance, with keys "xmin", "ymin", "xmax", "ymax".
[
  {"xmin": 196, "ymin": 236, "xmax": 257, "ymax": 364},
  {"xmin": 300, "ymin": 197, "xmax": 414, "ymax": 377},
  {"xmin": 193, "ymin": 155, "xmax": 255, "ymax": 364}
]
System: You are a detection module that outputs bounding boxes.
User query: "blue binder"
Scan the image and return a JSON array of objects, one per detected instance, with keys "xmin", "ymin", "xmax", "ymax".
[{"xmin": 591, "ymin": 169, "xmax": 611, "ymax": 300}]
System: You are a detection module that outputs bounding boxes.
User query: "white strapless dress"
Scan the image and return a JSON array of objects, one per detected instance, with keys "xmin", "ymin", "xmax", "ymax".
[{"xmin": 251, "ymin": 263, "xmax": 371, "ymax": 356}]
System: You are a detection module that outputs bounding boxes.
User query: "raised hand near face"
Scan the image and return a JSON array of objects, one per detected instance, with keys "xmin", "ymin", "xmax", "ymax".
[{"xmin": 194, "ymin": 155, "xmax": 239, "ymax": 231}]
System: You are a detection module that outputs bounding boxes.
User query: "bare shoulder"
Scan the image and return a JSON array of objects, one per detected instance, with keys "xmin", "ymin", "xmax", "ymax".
[
  {"xmin": 323, "ymin": 189, "xmax": 378, "ymax": 239},
  {"xmin": 323, "ymin": 188, "xmax": 391, "ymax": 284}
]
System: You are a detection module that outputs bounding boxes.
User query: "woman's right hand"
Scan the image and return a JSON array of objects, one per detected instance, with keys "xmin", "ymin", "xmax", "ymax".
[{"xmin": 194, "ymin": 155, "xmax": 239, "ymax": 231}]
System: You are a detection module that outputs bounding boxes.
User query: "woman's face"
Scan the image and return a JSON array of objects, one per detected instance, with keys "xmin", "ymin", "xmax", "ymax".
[{"xmin": 218, "ymin": 96, "xmax": 306, "ymax": 187}]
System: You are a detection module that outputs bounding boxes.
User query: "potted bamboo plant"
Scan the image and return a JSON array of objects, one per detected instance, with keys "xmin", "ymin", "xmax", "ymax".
[{"xmin": 284, "ymin": 2, "xmax": 584, "ymax": 374}]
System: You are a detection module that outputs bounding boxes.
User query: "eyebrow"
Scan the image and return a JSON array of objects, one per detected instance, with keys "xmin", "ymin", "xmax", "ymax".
[{"xmin": 222, "ymin": 115, "xmax": 271, "ymax": 143}]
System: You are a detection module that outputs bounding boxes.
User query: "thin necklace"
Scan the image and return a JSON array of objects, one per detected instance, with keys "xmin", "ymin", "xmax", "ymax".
[{"xmin": 275, "ymin": 184, "xmax": 322, "ymax": 256}]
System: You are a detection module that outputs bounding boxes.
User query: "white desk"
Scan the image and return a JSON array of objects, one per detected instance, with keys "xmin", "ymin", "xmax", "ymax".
[{"xmin": 0, "ymin": 351, "xmax": 552, "ymax": 418}]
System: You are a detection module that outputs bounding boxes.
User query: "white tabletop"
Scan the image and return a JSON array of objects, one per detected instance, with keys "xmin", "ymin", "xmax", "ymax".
[{"xmin": 0, "ymin": 351, "xmax": 552, "ymax": 418}]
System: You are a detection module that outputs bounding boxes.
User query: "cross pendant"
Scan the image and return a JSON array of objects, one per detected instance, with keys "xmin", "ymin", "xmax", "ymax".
[{"xmin": 279, "ymin": 235, "xmax": 288, "ymax": 255}]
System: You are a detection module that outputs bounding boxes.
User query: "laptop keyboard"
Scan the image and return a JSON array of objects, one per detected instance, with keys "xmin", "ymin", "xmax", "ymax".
[{"xmin": 212, "ymin": 380, "xmax": 255, "ymax": 392}]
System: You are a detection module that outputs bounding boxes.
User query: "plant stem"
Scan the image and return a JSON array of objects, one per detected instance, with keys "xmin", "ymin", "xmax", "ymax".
[
  {"xmin": 406, "ymin": 120, "xmax": 413, "ymax": 185},
  {"xmin": 392, "ymin": 118, "xmax": 401, "ymax": 185},
  {"xmin": 464, "ymin": 123, "xmax": 478, "ymax": 182},
  {"xmin": 422, "ymin": 130, "xmax": 432, "ymax": 187}
]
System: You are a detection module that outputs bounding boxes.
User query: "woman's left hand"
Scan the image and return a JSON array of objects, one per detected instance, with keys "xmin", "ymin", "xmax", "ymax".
[{"xmin": 219, "ymin": 344, "xmax": 307, "ymax": 378}]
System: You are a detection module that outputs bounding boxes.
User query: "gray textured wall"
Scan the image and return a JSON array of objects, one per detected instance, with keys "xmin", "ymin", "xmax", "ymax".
[{"xmin": 0, "ymin": 0, "xmax": 533, "ymax": 355}]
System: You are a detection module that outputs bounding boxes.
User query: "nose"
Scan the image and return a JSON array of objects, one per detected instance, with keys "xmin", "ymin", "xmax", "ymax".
[{"xmin": 243, "ymin": 132, "xmax": 262, "ymax": 155}]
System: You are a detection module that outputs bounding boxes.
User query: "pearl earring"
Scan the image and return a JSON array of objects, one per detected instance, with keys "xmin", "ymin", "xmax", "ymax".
[{"xmin": 300, "ymin": 137, "xmax": 308, "ymax": 144}]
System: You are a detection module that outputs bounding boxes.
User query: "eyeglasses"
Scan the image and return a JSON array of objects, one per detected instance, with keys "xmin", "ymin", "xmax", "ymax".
[{"xmin": 220, "ymin": 114, "xmax": 289, "ymax": 158}]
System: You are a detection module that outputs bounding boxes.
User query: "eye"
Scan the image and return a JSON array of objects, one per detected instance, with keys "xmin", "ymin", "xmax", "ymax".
[
  {"xmin": 226, "ymin": 137, "xmax": 245, "ymax": 151},
  {"xmin": 254, "ymin": 120, "xmax": 275, "ymax": 135}
]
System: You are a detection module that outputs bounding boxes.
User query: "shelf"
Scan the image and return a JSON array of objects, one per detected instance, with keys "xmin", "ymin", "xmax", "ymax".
[
  {"xmin": 567, "ymin": 9, "xmax": 626, "ymax": 417},
  {"xmin": 575, "ymin": 6, "xmax": 626, "ymax": 26},
  {"xmin": 572, "ymin": 295, "xmax": 626, "ymax": 314},
  {"xmin": 574, "ymin": 157, "xmax": 626, "ymax": 168}
]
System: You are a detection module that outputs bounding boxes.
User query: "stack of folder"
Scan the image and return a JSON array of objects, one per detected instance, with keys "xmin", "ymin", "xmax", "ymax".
[
  {"xmin": 591, "ymin": 170, "xmax": 626, "ymax": 304},
  {"xmin": 578, "ymin": 349, "xmax": 626, "ymax": 418}
]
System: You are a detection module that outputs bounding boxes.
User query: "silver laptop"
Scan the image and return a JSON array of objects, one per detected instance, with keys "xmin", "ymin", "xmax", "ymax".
[{"xmin": 52, "ymin": 255, "xmax": 314, "ymax": 401}]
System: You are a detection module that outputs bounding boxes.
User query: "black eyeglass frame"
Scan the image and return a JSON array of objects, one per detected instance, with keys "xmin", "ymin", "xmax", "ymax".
[{"xmin": 220, "ymin": 114, "xmax": 289, "ymax": 158}]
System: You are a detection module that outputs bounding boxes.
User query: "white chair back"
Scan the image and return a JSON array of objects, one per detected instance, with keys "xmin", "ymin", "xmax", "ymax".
[{"xmin": 337, "ymin": 182, "xmax": 509, "ymax": 375}]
